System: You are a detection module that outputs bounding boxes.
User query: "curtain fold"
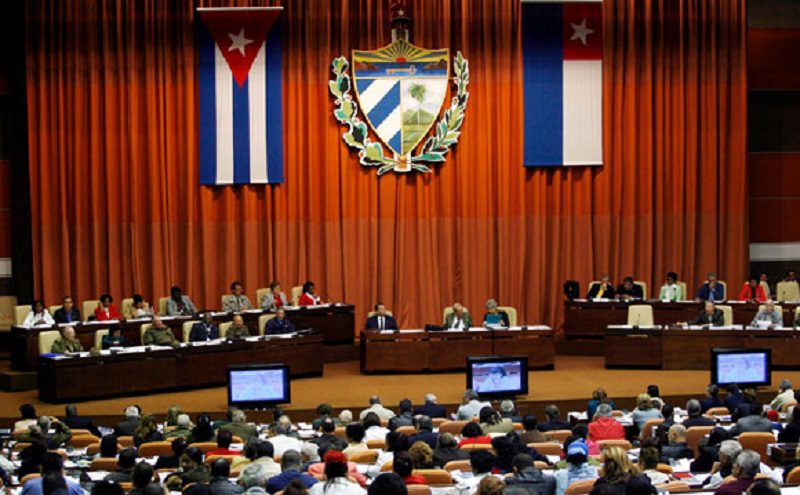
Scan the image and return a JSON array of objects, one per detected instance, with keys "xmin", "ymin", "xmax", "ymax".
[{"xmin": 26, "ymin": 0, "xmax": 747, "ymax": 331}]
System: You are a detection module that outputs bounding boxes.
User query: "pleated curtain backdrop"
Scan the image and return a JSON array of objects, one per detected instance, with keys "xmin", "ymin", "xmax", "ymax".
[{"xmin": 25, "ymin": 0, "xmax": 747, "ymax": 331}]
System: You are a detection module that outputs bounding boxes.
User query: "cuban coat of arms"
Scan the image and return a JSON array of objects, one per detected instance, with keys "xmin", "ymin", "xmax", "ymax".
[{"xmin": 329, "ymin": 3, "xmax": 470, "ymax": 175}]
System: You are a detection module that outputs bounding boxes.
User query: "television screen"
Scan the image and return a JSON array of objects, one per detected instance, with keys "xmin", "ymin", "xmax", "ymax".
[
  {"xmin": 467, "ymin": 356, "xmax": 528, "ymax": 398},
  {"xmin": 228, "ymin": 364, "xmax": 291, "ymax": 407},
  {"xmin": 711, "ymin": 348, "xmax": 771, "ymax": 387}
]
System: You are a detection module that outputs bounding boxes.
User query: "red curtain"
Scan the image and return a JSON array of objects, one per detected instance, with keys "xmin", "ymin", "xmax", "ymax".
[{"xmin": 25, "ymin": 0, "xmax": 747, "ymax": 331}]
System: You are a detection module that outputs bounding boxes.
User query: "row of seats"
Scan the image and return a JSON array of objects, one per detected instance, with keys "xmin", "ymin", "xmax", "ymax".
[
  {"xmin": 626, "ymin": 303, "xmax": 800, "ymax": 326},
  {"xmin": 588, "ymin": 279, "xmax": 800, "ymax": 302}
]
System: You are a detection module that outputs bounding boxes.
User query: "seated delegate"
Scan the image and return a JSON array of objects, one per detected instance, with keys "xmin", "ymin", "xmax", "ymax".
[
  {"xmin": 750, "ymin": 300, "xmax": 782, "ymax": 327},
  {"xmin": 587, "ymin": 274, "xmax": 615, "ymax": 299},
  {"xmin": 189, "ymin": 313, "xmax": 219, "ymax": 342},
  {"xmin": 95, "ymin": 294, "xmax": 123, "ymax": 321},
  {"xmin": 739, "ymin": 276, "xmax": 766, "ymax": 303},
  {"xmin": 22, "ymin": 300, "xmax": 55, "ymax": 328},
  {"xmin": 222, "ymin": 281, "xmax": 253, "ymax": 312},
  {"xmin": 615, "ymin": 277, "xmax": 643, "ymax": 300},
  {"xmin": 225, "ymin": 314, "xmax": 251, "ymax": 340},
  {"xmin": 483, "ymin": 299, "xmax": 510, "ymax": 327},
  {"xmin": 365, "ymin": 303, "xmax": 398, "ymax": 331},
  {"xmin": 142, "ymin": 316, "xmax": 179, "ymax": 347},
  {"xmin": 659, "ymin": 272, "xmax": 682, "ymax": 301},
  {"xmin": 50, "ymin": 326, "xmax": 84, "ymax": 354},
  {"xmin": 102, "ymin": 328, "xmax": 129, "ymax": 349},
  {"xmin": 167, "ymin": 286, "xmax": 197, "ymax": 316},
  {"xmin": 695, "ymin": 272, "xmax": 725, "ymax": 302},
  {"xmin": 444, "ymin": 302, "xmax": 473, "ymax": 330},
  {"xmin": 261, "ymin": 280, "xmax": 290, "ymax": 311},
  {"xmin": 683, "ymin": 301, "xmax": 725, "ymax": 327},
  {"xmin": 299, "ymin": 280, "xmax": 324, "ymax": 306},
  {"xmin": 126, "ymin": 294, "xmax": 152, "ymax": 319},
  {"xmin": 265, "ymin": 308, "xmax": 295, "ymax": 335},
  {"xmin": 53, "ymin": 295, "xmax": 81, "ymax": 324}
]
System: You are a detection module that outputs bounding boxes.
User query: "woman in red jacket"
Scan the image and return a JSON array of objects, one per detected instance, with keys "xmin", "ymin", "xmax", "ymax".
[
  {"xmin": 298, "ymin": 280, "xmax": 324, "ymax": 306},
  {"xmin": 739, "ymin": 277, "xmax": 766, "ymax": 303},
  {"xmin": 94, "ymin": 294, "xmax": 123, "ymax": 320}
]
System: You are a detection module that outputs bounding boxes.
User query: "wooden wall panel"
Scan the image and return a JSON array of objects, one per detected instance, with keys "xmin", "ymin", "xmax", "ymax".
[
  {"xmin": 748, "ymin": 29, "xmax": 800, "ymax": 90},
  {"xmin": 749, "ymin": 91, "xmax": 800, "ymax": 152},
  {"xmin": 749, "ymin": 198, "xmax": 800, "ymax": 243},
  {"xmin": 748, "ymin": 153, "xmax": 800, "ymax": 198}
]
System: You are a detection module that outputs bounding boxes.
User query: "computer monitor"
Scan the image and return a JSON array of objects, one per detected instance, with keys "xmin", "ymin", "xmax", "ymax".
[
  {"xmin": 711, "ymin": 348, "xmax": 771, "ymax": 388},
  {"xmin": 227, "ymin": 364, "xmax": 291, "ymax": 408},
  {"xmin": 467, "ymin": 356, "xmax": 528, "ymax": 398}
]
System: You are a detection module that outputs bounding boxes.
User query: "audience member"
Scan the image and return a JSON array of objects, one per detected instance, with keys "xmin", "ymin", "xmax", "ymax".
[
  {"xmin": 520, "ymin": 415, "xmax": 547, "ymax": 444},
  {"xmin": 771, "ymin": 380, "xmax": 794, "ymax": 411},
  {"xmin": 637, "ymin": 439, "xmax": 668, "ymax": 485},
  {"xmin": 362, "ymin": 412, "xmax": 389, "ymax": 442},
  {"xmin": 632, "ymin": 394, "xmax": 663, "ymax": 432},
  {"xmin": 367, "ymin": 473, "xmax": 406, "ymax": 495},
  {"xmin": 714, "ymin": 450, "xmax": 760, "ymax": 495},
  {"xmin": 454, "ymin": 450, "xmax": 497, "ymax": 495},
  {"xmin": 479, "ymin": 406, "xmax": 514, "ymax": 434},
  {"xmin": 155, "ymin": 438, "xmax": 189, "ymax": 470},
  {"xmin": 266, "ymin": 450, "xmax": 316, "ymax": 494},
  {"xmin": 433, "ymin": 432, "xmax": 469, "ymax": 467},
  {"xmin": 358, "ymin": 396, "xmax": 395, "ymax": 421},
  {"xmin": 208, "ymin": 458, "xmax": 243, "ymax": 495},
  {"xmin": 458, "ymin": 422, "xmax": 492, "ymax": 447},
  {"xmin": 407, "ymin": 416, "xmax": 438, "ymax": 449},
  {"xmin": 388, "ymin": 399, "xmax": 414, "ymax": 429},
  {"xmin": 661, "ymin": 425, "xmax": 693, "ymax": 463},
  {"xmin": 221, "ymin": 410, "xmax": 259, "ymax": 440},
  {"xmin": 553, "ymin": 440, "xmax": 598, "ymax": 495},
  {"xmin": 590, "ymin": 446, "xmax": 654, "ymax": 495},
  {"xmin": 104, "ymin": 448, "xmax": 137, "ymax": 483},
  {"xmin": 308, "ymin": 451, "xmax": 365, "ymax": 495},
  {"xmin": 683, "ymin": 399, "xmax": 715, "ymax": 428},
  {"xmin": 414, "ymin": 393, "xmax": 447, "ymax": 418},
  {"xmin": 457, "ymin": 389, "xmax": 490, "ymax": 420},
  {"xmin": 537, "ymin": 405, "xmax": 571, "ymax": 432},
  {"xmin": 505, "ymin": 453, "xmax": 555, "ymax": 495},
  {"xmin": 730, "ymin": 403, "xmax": 773, "ymax": 436},
  {"xmin": 343, "ymin": 424, "xmax": 368, "ymax": 456},
  {"xmin": 779, "ymin": 406, "xmax": 800, "ymax": 443},
  {"xmin": 588, "ymin": 404, "xmax": 624, "ymax": 441},
  {"xmin": 62, "ymin": 404, "xmax": 101, "ymax": 437},
  {"xmin": 587, "ymin": 388, "xmax": 614, "ymax": 420},
  {"xmin": 701, "ymin": 384, "xmax": 724, "ymax": 413}
]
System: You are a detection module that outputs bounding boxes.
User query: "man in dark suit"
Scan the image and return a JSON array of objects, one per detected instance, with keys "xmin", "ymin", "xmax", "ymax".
[
  {"xmin": 587, "ymin": 274, "xmax": 615, "ymax": 299},
  {"xmin": 687, "ymin": 301, "xmax": 725, "ymax": 326},
  {"xmin": 53, "ymin": 296, "xmax": 81, "ymax": 324},
  {"xmin": 701, "ymin": 384, "xmax": 724, "ymax": 413},
  {"xmin": 683, "ymin": 400, "xmax": 716, "ymax": 429},
  {"xmin": 615, "ymin": 277, "xmax": 644, "ymax": 300},
  {"xmin": 265, "ymin": 308, "xmax": 296, "ymax": 335},
  {"xmin": 407, "ymin": 416, "xmax": 438, "ymax": 450},
  {"xmin": 62, "ymin": 405, "xmax": 101, "ymax": 437},
  {"xmin": 114, "ymin": 406, "xmax": 140, "ymax": 437},
  {"xmin": 365, "ymin": 303, "xmax": 399, "ymax": 331},
  {"xmin": 729, "ymin": 403, "xmax": 773, "ymax": 436},
  {"xmin": 189, "ymin": 313, "xmax": 219, "ymax": 342},
  {"xmin": 536, "ymin": 405, "xmax": 571, "ymax": 432},
  {"xmin": 661, "ymin": 425, "xmax": 694, "ymax": 463},
  {"xmin": 414, "ymin": 393, "xmax": 447, "ymax": 418},
  {"xmin": 309, "ymin": 418, "xmax": 347, "ymax": 452}
]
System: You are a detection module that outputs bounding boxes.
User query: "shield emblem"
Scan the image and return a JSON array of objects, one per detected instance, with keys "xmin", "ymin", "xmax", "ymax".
[{"xmin": 352, "ymin": 39, "xmax": 450, "ymax": 159}]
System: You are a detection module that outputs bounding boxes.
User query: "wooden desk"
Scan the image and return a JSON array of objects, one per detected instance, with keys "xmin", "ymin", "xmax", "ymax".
[
  {"xmin": 605, "ymin": 325, "xmax": 800, "ymax": 369},
  {"xmin": 360, "ymin": 327, "xmax": 554, "ymax": 373},
  {"xmin": 12, "ymin": 304, "xmax": 354, "ymax": 370},
  {"xmin": 566, "ymin": 300, "xmax": 799, "ymax": 338},
  {"xmin": 37, "ymin": 332, "xmax": 324, "ymax": 402}
]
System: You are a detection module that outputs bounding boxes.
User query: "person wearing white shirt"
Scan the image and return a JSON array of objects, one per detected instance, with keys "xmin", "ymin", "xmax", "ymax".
[
  {"xmin": 362, "ymin": 412, "xmax": 390, "ymax": 442},
  {"xmin": 456, "ymin": 389, "xmax": 491, "ymax": 420},
  {"xmin": 771, "ymin": 380, "xmax": 794, "ymax": 411},
  {"xmin": 23, "ymin": 300, "xmax": 55, "ymax": 328},
  {"xmin": 308, "ymin": 452, "xmax": 366, "ymax": 495},
  {"xmin": 266, "ymin": 425, "xmax": 303, "ymax": 457},
  {"xmin": 454, "ymin": 450, "xmax": 497, "ymax": 495},
  {"xmin": 358, "ymin": 396, "xmax": 396, "ymax": 421},
  {"xmin": 659, "ymin": 272, "xmax": 683, "ymax": 301}
]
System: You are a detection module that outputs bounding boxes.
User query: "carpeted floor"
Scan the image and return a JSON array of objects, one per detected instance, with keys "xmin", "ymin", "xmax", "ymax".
[{"xmin": 0, "ymin": 356, "xmax": 794, "ymax": 423}]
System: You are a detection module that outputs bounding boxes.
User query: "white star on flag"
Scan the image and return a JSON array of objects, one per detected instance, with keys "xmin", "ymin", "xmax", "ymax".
[
  {"xmin": 227, "ymin": 27, "xmax": 253, "ymax": 56},
  {"xmin": 570, "ymin": 18, "xmax": 594, "ymax": 46}
]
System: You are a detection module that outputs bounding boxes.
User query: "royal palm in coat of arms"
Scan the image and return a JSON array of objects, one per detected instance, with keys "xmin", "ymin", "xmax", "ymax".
[{"xmin": 329, "ymin": 4, "xmax": 469, "ymax": 175}]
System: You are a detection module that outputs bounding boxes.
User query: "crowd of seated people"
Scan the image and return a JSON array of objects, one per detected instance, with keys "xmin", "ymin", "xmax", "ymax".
[{"xmin": 5, "ymin": 380, "xmax": 800, "ymax": 495}]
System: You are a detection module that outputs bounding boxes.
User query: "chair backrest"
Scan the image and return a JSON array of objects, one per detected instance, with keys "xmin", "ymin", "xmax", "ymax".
[
  {"xmin": 255, "ymin": 288, "xmax": 270, "ymax": 308},
  {"xmin": 627, "ymin": 305, "xmax": 654, "ymax": 326},
  {"xmin": 82, "ymin": 300, "xmax": 99, "ymax": 320},
  {"xmin": 94, "ymin": 329, "xmax": 109, "ymax": 350},
  {"xmin": 348, "ymin": 450, "xmax": 378, "ymax": 463},
  {"xmin": 0, "ymin": 296, "xmax": 18, "ymax": 331},
  {"xmin": 90, "ymin": 457, "xmax": 119, "ymax": 471},
  {"xmin": 15, "ymin": 305, "xmax": 32, "ymax": 326},
  {"xmin": 760, "ymin": 281, "xmax": 771, "ymax": 298},
  {"xmin": 757, "ymin": 304, "xmax": 783, "ymax": 314},
  {"xmin": 528, "ymin": 442, "xmax": 563, "ymax": 456},
  {"xmin": 716, "ymin": 305, "xmax": 733, "ymax": 326},
  {"xmin": 786, "ymin": 466, "xmax": 800, "ymax": 484},
  {"xmin": 121, "ymin": 298, "xmax": 134, "ymax": 318},
  {"xmin": 655, "ymin": 481, "xmax": 690, "ymax": 493},
  {"xmin": 634, "ymin": 281, "xmax": 648, "ymax": 298},
  {"xmin": 366, "ymin": 439, "xmax": 385, "ymax": 449},
  {"xmin": 159, "ymin": 297, "xmax": 170, "ymax": 316},
  {"xmin": 205, "ymin": 454, "xmax": 239, "ymax": 465},
  {"xmin": 777, "ymin": 282, "xmax": 800, "ymax": 302},
  {"xmin": 20, "ymin": 473, "xmax": 41, "ymax": 486},
  {"xmin": 460, "ymin": 443, "xmax": 493, "ymax": 452},
  {"xmin": 412, "ymin": 469, "xmax": 453, "ymax": 486},
  {"xmin": 48, "ymin": 305, "xmax": 60, "ymax": 316},
  {"xmin": 706, "ymin": 407, "xmax": 730, "ymax": 416},
  {"xmin": 118, "ymin": 436, "xmax": 134, "ymax": 448},
  {"xmin": 443, "ymin": 460, "xmax": 471, "ymax": 472},
  {"xmin": 656, "ymin": 463, "xmax": 673, "ymax": 474},
  {"xmin": 258, "ymin": 314, "xmax": 276, "ymax": 336},
  {"xmin": 138, "ymin": 441, "xmax": 174, "ymax": 457},
  {"xmin": 219, "ymin": 322, "xmax": 233, "ymax": 339},
  {"xmin": 291, "ymin": 286, "xmax": 303, "ymax": 306},
  {"xmin": 406, "ymin": 485, "xmax": 432, "ymax": 495},
  {"xmin": 367, "ymin": 310, "xmax": 394, "ymax": 318},
  {"xmin": 598, "ymin": 439, "xmax": 632, "ymax": 451},
  {"xmin": 69, "ymin": 435, "xmax": 101, "ymax": 448},
  {"xmin": 38, "ymin": 330, "xmax": 61, "ymax": 355},
  {"xmin": 640, "ymin": 418, "xmax": 664, "ymax": 440},
  {"xmin": 497, "ymin": 306, "xmax": 518, "ymax": 326},
  {"xmin": 565, "ymin": 479, "xmax": 596, "ymax": 495},
  {"xmin": 677, "ymin": 282, "xmax": 688, "ymax": 301},
  {"xmin": 717, "ymin": 280, "xmax": 728, "ymax": 296},
  {"xmin": 395, "ymin": 426, "xmax": 416, "ymax": 436},
  {"xmin": 437, "ymin": 421, "xmax": 468, "ymax": 436},
  {"xmin": 686, "ymin": 426, "xmax": 714, "ymax": 457},
  {"xmin": 545, "ymin": 430, "xmax": 572, "ymax": 443},
  {"xmin": 188, "ymin": 442, "xmax": 219, "ymax": 454},
  {"xmin": 140, "ymin": 323, "xmax": 153, "ymax": 341},
  {"xmin": 738, "ymin": 432, "xmax": 775, "ymax": 462},
  {"xmin": 182, "ymin": 320, "xmax": 200, "ymax": 342}
]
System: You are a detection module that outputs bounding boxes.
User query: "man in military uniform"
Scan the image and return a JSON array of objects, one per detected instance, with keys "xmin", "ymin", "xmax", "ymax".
[
  {"xmin": 225, "ymin": 314, "xmax": 251, "ymax": 340},
  {"xmin": 164, "ymin": 414, "xmax": 194, "ymax": 439},
  {"xmin": 17, "ymin": 416, "xmax": 73, "ymax": 448},
  {"xmin": 50, "ymin": 326, "xmax": 84, "ymax": 354},
  {"xmin": 219, "ymin": 409, "xmax": 259, "ymax": 440},
  {"xmin": 143, "ymin": 316, "xmax": 179, "ymax": 347},
  {"xmin": 222, "ymin": 281, "xmax": 254, "ymax": 312}
]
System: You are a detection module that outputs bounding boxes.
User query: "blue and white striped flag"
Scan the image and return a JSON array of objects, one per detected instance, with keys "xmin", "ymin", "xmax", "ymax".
[{"xmin": 197, "ymin": 7, "xmax": 284, "ymax": 185}]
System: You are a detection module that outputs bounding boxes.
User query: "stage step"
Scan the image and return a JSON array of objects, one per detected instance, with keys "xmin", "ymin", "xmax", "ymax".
[
  {"xmin": 0, "ymin": 370, "xmax": 37, "ymax": 391},
  {"xmin": 555, "ymin": 338, "xmax": 605, "ymax": 356},
  {"xmin": 324, "ymin": 344, "xmax": 357, "ymax": 363}
]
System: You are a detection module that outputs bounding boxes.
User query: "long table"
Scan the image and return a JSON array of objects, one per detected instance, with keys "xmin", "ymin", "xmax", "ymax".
[
  {"xmin": 359, "ymin": 327, "xmax": 554, "ymax": 373},
  {"xmin": 11, "ymin": 304, "xmax": 354, "ymax": 370},
  {"xmin": 37, "ymin": 332, "xmax": 324, "ymax": 402},
  {"xmin": 604, "ymin": 325, "xmax": 800, "ymax": 369},
  {"xmin": 565, "ymin": 300, "xmax": 799, "ymax": 338}
]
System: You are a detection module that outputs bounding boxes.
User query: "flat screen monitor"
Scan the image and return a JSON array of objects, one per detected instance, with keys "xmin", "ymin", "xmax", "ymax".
[
  {"xmin": 467, "ymin": 356, "xmax": 528, "ymax": 398},
  {"xmin": 227, "ymin": 364, "xmax": 291, "ymax": 408},
  {"xmin": 711, "ymin": 348, "xmax": 771, "ymax": 388}
]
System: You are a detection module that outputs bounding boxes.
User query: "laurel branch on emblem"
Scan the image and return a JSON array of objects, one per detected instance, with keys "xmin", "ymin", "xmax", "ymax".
[{"xmin": 329, "ymin": 52, "xmax": 470, "ymax": 175}]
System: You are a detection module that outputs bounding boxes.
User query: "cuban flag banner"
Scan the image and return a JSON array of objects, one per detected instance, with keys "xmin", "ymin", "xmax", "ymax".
[
  {"xmin": 522, "ymin": 1, "xmax": 603, "ymax": 167},
  {"xmin": 197, "ymin": 7, "xmax": 283, "ymax": 185}
]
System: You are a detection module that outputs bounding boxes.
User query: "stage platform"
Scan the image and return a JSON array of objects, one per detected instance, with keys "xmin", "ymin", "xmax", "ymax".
[{"xmin": 0, "ymin": 356, "xmax": 794, "ymax": 427}]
